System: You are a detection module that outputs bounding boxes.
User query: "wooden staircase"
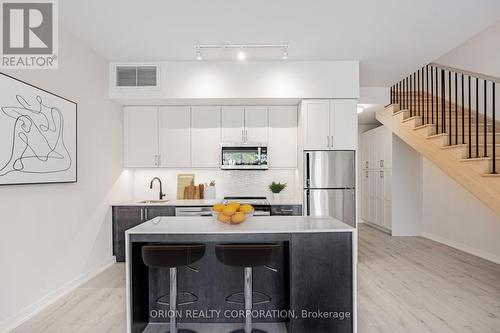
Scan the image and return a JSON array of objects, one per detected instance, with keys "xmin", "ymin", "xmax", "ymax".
[{"xmin": 378, "ymin": 82, "xmax": 500, "ymax": 215}]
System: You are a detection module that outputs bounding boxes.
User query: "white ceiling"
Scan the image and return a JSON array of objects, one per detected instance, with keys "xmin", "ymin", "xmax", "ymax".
[{"xmin": 60, "ymin": 0, "xmax": 500, "ymax": 86}]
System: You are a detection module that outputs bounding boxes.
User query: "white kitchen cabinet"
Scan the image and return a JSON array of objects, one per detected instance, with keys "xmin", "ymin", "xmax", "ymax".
[
  {"xmin": 302, "ymin": 100, "xmax": 331, "ymax": 149},
  {"xmin": 158, "ymin": 106, "xmax": 191, "ymax": 167},
  {"xmin": 222, "ymin": 106, "xmax": 245, "ymax": 142},
  {"xmin": 360, "ymin": 126, "xmax": 393, "ymax": 231},
  {"xmin": 302, "ymin": 99, "xmax": 357, "ymax": 150},
  {"xmin": 245, "ymin": 106, "xmax": 268, "ymax": 143},
  {"xmin": 383, "ymin": 169, "xmax": 392, "ymax": 229},
  {"xmin": 191, "ymin": 106, "xmax": 221, "ymax": 168},
  {"xmin": 330, "ymin": 100, "xmax": 357, "ymax": 150},
  {"xmin": 268, "ymin": 106, "xmax": 298, "ymax": 168},
  {"xmin": 124, "ymin": 106, "xmax": 158, "ymax": 168}
]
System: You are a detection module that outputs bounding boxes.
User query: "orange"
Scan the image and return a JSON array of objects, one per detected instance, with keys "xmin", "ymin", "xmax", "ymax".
[
  {"xmin": 213, "ymin": 203, "xmax": 225, "ymax": 212},
  {"xmin": 222, "ymin": 205, "xmax": 237, "ymax": 216},
  {"xmin": 231, "ymin": 212, "xmax": 246, "ymax": 224},
  {"xmin": 228, "ymin": 201, "xmax": 241, "ymax": 210},
  {"xmin": 239, "ymin": 204, "xmax": 254, "ymax": 214},
  {"xmin": 217, "ymin": 213, "xmax": 231, "ymax": 223}
]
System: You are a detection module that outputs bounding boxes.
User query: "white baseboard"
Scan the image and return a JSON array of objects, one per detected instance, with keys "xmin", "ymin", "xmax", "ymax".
[
  {"xmin": 421, "ymin": 232, "xmax": 500, "ymax": 265},
  {"xmin": 0, "ymin": 257, "xmax": 116, "ymax": 333}
]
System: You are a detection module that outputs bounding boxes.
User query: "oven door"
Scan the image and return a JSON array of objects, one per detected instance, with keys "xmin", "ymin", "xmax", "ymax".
[{"xmin": 221, "ymin": 145, "xmax": 268, "ymax": 170}]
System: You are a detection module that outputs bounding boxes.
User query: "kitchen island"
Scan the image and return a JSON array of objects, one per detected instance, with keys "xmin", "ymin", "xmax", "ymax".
[{"xmin": 126, "ymin": 216, "xmax": 356, "ymax": 333}]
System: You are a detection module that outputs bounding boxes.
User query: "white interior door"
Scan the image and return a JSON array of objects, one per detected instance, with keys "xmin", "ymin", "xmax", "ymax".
[
  {"xmin": 331, "ymin": 100, "xmax": 357, "ymax": 150},
  {"xmin": 123, "ymin": 106, "xmax": 158, "ymax": 168},
  {"xmin": 158, "ymin": 106, "xmax": 191, "ymax": 167},
  {"xmin": 244, "ymin": 106, "xmax": 268, "ymax": 143},
  {"xmin": 268, "ymin": 106, "xmax": 297, "ymax": 168},
  {"xmin": 191, "ymin": 106, "xmax": 221, "ymax": 168},
  {"xmin": 222, "ymin": 106, "xmax": 245, "ymax": 142},
  {"xmin": 303, "ymin": 100, "xmax": 330, "ymax": 150}
]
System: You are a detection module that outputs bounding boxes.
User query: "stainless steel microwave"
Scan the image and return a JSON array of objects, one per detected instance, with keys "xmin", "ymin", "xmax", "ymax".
[{"xmin": 221, "ymin": 144, "xmax": 268, "ymax": 170}]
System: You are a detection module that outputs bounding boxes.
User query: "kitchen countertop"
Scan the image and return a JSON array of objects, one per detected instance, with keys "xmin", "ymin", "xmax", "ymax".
[
  {"xmin": 113, "ymin": 199, "xmax": 303, "ymax": 207},
  {"xmin": 126, "ymin": 216, "xmax": 353, "ymax": 234}
]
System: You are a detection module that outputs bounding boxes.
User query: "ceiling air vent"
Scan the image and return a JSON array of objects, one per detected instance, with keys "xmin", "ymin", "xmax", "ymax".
[{"xmin": 115, "ymin": 64, "xmax": 159, "ymax": 88}]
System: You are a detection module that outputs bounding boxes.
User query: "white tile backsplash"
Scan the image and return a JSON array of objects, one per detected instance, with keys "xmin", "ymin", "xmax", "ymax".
[{"xmin": 132, "ymin": 169, "xmax": 300, "ymax": 201}]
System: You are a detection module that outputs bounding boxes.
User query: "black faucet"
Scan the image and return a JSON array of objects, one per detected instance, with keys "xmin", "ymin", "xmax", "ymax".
[{"xmin": 150, "ymin": 177, "xmax": 166, "ymax": 200}]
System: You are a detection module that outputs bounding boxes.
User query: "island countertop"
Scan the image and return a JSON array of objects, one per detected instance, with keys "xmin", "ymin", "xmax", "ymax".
[{"xmin": 126, "ymin": 216, "xmax": 355, "ymax": 235}]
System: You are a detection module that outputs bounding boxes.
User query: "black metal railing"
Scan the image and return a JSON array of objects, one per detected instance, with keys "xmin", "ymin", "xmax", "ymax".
[{"xmin": 390, "ymin": 63, "xmax": 499, "ymax": 174}]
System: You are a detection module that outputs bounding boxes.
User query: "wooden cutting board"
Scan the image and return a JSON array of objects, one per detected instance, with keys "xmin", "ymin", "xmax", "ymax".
[
  {"xmin": 184, "ymin": 180, "xmax": 197, "ymax": 200},
  {"xmin": 177, "ymin": 174, "xmax": 195, "ymax": 199}
]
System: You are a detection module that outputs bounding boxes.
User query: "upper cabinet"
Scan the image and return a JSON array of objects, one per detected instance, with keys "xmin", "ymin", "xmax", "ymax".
[
  {"xmin": 301, "ymin": 99, "xmax": 357, "ymax": 150},
  {"xmin": 124, "ymin": 104, "xmax": 297, "ymax": 169},
  {"xmin": 244, "ymin": 106, "xmax": 268, "ymax": 143},
  {"xmin": 158, "ymin": 106, "xmax": 191, "ymax": 168},
  {"xmin": 331, "ymin": 100, "xmax": 357, "ymax": 150},
  {"xmin": 124, "ymin": 106, "xmax": 158, "ymax": 168},
  {"xmin": 191, "ymin": 106, "xmax": 221, "ymax": 168},
  {"xmin": 268, "ymin": 106, "xmax": 297, "ymax": 168},
  {"xmin": 222, "ymin": 106, "xmax": 268, "ymax": 143},
  {"xmin": 361, "ymin": 126, "xmax": 392, "ymax": 170},
  {"xmin": 302, "ymin": 100, "xmax": 331, "ymax": 150},
  {"xmin": 221, "ymin": 106, "xmax": 245, "ymax": 142}
]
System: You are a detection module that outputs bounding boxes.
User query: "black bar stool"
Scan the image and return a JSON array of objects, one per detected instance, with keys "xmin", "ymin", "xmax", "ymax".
[
  {"xmin": 142, "ymin": 244, "xmax": 206, "ymax": 333},
  {"xmin": 215, "ymin": 243, "xmax": 280, "ymax": 333}
]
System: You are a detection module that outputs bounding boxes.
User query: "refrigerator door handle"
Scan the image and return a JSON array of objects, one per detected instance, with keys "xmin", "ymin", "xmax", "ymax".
[
  {"xmin": 305, "ymin": 153, "xmax": 311, "ymax": 188},
  {"xmin": 305, "ymin": 190, "xmax": 310, "ymax": 216}
]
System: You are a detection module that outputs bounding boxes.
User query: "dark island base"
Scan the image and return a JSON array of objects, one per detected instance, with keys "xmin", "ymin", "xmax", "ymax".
[{"xmin": 129, "ymin": 232, "xmax": 353, "ymax": 333}]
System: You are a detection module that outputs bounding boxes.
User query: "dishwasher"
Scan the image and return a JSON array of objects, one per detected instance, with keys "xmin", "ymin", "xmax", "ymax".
[{"xmin": 175, "ymin": 206, "xmax": 213, "ymax": 217}]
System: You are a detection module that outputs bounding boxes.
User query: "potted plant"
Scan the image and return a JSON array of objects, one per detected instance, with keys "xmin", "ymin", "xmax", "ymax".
[{"xmin": 269, "ymin": 181, "xmax": 287, "ymax": 201}]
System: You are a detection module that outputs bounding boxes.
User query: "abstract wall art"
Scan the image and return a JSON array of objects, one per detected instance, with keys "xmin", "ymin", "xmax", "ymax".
[{"xmin": 0, "ymin": 73, "xmax": 77, "ymax": 185}]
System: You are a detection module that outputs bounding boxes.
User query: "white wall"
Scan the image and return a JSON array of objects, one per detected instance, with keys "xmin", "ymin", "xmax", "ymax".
[
  {"xmin": 436, "ymin": 20, "xmax": 500, "ymax": 79},
  {"xmin": 392, "ymin": 135, "xmax": 423, "ymax": 236},
  {"xmin": 109, "ymin": 61, "xmax": 359, "ymax": 102},
  {"xmin": 0, "ymin": 30, "xmax": 134, "ymax": 331},
  {"xmin": 132, "ymin": 169, "xmax": 300, "ymax": 202},
  {"xmin": 421, "ymin": 158, "xmax": 500, "ymax": 264}
]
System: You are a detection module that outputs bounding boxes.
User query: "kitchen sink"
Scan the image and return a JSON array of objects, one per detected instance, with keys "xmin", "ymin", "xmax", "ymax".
[{"xmin": 138, "ymin": 200, "xmax": 170, "ymax": 204}]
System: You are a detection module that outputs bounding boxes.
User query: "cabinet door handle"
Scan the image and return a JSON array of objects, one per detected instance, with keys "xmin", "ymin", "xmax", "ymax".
[
  {"xmin": 245, "ymin": 130, "xmax": 248, "ymax": 142},
  {"xmin": 365, "ymin": 161, "xmax": 369, "ymax": 168},
  {"xmin": 330, "ymin": 135, "xmax": 333, "ymax": 148},
  {"xmin": 327, "ymin": 135, "xmax": 329, "ymax": 148},
  {"xmin": 145, "ymin": 208, "xmax": 148, "ymax": 220},
  {"xmin": 242, "ymin": 130, "xmax": 244, "ymax": 142},
  {"xmin": 380, "ymin": 159, "xmax": 384, "ymax": 168},
  {"xmin": 380, "ymin": 170, "xmax": 384, "ymax": 178},
  {"xmin": 140, "ymin": 208, "xmax": 144, "ymax": 221}
]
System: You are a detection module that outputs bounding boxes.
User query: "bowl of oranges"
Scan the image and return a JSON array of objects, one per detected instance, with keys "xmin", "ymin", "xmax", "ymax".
[{"xmin": 212, "ymin": 202, "xmax": 254, "ymax": 224}]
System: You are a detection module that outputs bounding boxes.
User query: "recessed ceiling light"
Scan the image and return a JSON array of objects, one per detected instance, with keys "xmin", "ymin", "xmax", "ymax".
[
  {"xmin": 357, "ymin": 105, "xmax": 365, "ymax": 114},
  {"xmin": 237, "ymin": 49, "xmax": 246, "ymax": 61}
]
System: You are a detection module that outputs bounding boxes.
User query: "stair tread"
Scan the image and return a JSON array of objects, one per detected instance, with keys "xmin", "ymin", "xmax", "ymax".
[{"xmin": 460, "ymin": 157, "xmax": 500, "ymax": 162}]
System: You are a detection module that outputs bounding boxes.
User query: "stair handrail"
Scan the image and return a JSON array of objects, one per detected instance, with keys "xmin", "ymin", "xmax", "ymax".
[
  {"xmin": 390, "ymin": 63, "xmax": 497, "ymax": 174},
  {"xmin": 430, "ymin": 62, "xmax": 500, "ymax": 85}
]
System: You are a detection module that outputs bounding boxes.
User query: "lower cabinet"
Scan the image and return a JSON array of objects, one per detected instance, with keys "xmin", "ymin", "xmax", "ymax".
[
  {"xmin": 112, "ymin": 206, "xmax": 175, "ymax": 262},
  {"xmin": 361, "ymin": 169, "xmax": 392, "ymax": 230}
]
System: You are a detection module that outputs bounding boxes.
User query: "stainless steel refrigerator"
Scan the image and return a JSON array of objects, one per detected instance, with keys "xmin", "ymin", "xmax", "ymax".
[{"xmin": 303, "ymin": 151, "xmax": 356, "ymax": 227}]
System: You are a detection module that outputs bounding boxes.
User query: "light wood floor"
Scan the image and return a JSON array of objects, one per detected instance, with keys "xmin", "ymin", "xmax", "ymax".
[{"xmin": 12, "ymin": 224, "xmax": 500, "ymax": 333}]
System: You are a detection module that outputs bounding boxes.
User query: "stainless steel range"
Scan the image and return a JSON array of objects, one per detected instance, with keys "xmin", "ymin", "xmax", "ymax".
[{"xmin": 223, "ymin": 196, "xmax": 271, "ymax": 216}]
